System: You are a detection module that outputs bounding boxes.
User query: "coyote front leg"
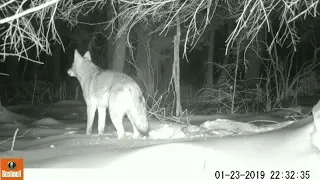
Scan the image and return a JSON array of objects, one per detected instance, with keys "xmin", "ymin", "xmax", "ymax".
[
  {"xmin": 97, "ymin": 107, "xmax": 106, "ymax": 135},
  {"xmin": 86, "ymin": 104, "xmax": 96, "ymax": 135}
]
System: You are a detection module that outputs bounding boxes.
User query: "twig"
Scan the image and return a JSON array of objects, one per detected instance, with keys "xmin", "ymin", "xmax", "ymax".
[
  {"xmin": 0, "ymin": 72, "xmax": 9, "ymax": 76},
  {"xmin": 32, "ymin": 73, "xmax": 37, "ymax": 105},
  {"xmin": 0, "ymin": 0, "xmax": 60, "ymax": 24},
  {"xmin": 11, "ymin": 128, "xmax": 19, "ymax": 151},
  {"xmin": 0, "ymin": 129, "xmax": 30, "ymax": 146}
]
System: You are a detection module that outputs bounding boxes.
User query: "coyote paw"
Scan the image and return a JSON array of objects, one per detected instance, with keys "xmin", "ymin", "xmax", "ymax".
[
  {"xmin": 98, "ymin": 131, "xmax": 104, "ymax": 136},
  {"xmin": 117, "ymin": 133, "xmax": 126, "ymax": 139},
  {"xmin": 85, "ymin": 130, "xmax": 92, "ymax": 135},
  {"xmin": 132, "ymin": 133, "xmax": 142, "ymax": 139}
]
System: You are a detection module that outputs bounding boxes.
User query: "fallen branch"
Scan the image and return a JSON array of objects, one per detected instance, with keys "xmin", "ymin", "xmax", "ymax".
[
  {"xmin": 0, "ymin": 129, "xmax": 30, "ymax": 151},
  {"xmin": 11, "ymin": 128, "xmax": 19, "ymax": 151}
]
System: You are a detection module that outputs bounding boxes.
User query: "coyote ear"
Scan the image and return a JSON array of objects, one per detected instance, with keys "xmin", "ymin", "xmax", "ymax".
[
  {"xmin": 74, "ymin": 49, "xmax": 82, "ymax": 60},
  {"xmin": 83, "ymin": 51, "xmax": 92, "ymax": 61}
]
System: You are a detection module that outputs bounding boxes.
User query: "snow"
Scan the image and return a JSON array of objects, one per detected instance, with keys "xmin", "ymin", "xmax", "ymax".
[
  {"xmin": 32, "ymin": 117, "xmax": 64, "ymax": 126},
  {"xmin": 0, "ymin": 101, "xmax": 320, "ymax": 179}
]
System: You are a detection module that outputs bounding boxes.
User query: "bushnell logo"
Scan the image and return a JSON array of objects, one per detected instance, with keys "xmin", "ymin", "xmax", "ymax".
[{"xmin": 8, "ymin": 161, "xmax": 17, "ymax": 170}]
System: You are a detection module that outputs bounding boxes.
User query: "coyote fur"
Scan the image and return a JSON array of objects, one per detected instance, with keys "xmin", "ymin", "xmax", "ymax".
[{"xmin": 67, "ymin": 49, "xmax": 149, "ymax": 138}]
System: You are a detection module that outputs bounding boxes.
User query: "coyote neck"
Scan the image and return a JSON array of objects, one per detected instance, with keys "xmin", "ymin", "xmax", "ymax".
[{"xmin": 77, "ymin": 62, "xmax": 100, "ymax": 89}]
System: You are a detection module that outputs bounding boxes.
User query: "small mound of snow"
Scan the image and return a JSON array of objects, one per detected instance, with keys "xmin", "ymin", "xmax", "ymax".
[
  {"xmin": 200, "ymin": 119, "xmax": 260, "ymax": 133},
  {"xmin": 182, "ymin": 125, "xmax": 202, "ymax": 134},
  {"xmin": 148, "ymin": 118, "xmax": 295, "ymax": 139},
  {"xmin": 33, "ymin": 117, "xmax": 64, "ymax": 126},
  {"xmin": 259, "ymin": 121, "xmax": 294, "ymax": 131},
  {"xmin": 149, "ymin": 124, "xmax": 187, "ymax": 139},
  {"xmin": 63, "ymin": 131, "xmax": 77, "ymax": 135},
  {"xmin": 200, "ymin": 119, "xmax": 294, "ymax": 135},
  {"xmin": 65, "ymin": 127, "xmax": 80, "ymax": 130}
]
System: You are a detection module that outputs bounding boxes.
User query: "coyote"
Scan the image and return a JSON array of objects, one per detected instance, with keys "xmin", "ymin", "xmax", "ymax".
[{"xmin": 67, "ymin": 49, "xmax": 149, "ymax": 138}]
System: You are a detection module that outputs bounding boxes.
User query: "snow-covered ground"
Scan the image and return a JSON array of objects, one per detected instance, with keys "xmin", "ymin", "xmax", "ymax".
[{"xmin": 0, "ymin": 101, "xmax": 319, "ymax": 179}]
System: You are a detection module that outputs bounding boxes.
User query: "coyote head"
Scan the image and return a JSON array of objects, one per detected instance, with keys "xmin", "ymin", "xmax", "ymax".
[{"xmin": 67, "ymin": 49, "xmax": 92, "ymax": 77}]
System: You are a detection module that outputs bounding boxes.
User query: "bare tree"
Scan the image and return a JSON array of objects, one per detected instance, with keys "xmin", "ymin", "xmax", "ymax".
[
  {"xmin": 172, "ymin": 14, "xmax": 182, "ymax": 116},
  {"xmin": 0, "ymin": 0, "xmax": 317, "ymax": 65}
]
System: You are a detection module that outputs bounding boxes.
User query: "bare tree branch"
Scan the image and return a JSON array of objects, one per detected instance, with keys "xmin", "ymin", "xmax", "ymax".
[
  {"xmin": 226, "ymin": 0, "xmax": 319, "ymax": 54},
  {"xmin": 0, "ymin": 0, "xmax": 318, "ymax": 64},
  {"xmin": 0, "ymin": 0, "xmax": 60, "ymax": 24}
]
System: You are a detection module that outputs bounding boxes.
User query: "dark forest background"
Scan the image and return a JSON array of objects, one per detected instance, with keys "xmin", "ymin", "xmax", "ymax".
[{"xmin": 0, "ymin": 0, "xmax": 320, "ymax": 116}]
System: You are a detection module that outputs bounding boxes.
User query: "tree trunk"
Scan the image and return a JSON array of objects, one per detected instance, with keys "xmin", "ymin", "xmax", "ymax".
[
  {"xmin": 112, "ymin": 17, "xmax": 126, "ymax": 72},
  {"xmin": 20, "ymin": 60, "xmax": 28, "ymax": 81},
  {"xmin": 107, "ymin": 38, "xmax": 115, "ymax": 69},
  {"xmin": 244, "ymin": 31, "xmax": 264, "ymax": 87},
  {"xmin": 52, "ymin": 44, "xmax": 61, "ymax": 86},
  {"xmin": 106, "ymin": 0, "xmax": 114, "ymax": 69},
  {"xmin": 206, "ymin": 31, "xmax": 214, "ymax": 88},
  {"xmin": 6, "ymin": 58, "xmax": 19, "ymax": 83},
  {"xmin": 136, "ymin": 31, "xmax": 154, "ymax": 95},
  {"xmin": 173, "ymin": 15, "xmax": 182, "ymax": 116},
  {"xmin": 218, "ymin": 20, "xmax": 235, "ymax": 84},
  {"xmin": 151, "ymin": 34, "xmax": 173, "ymax": 94}
]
